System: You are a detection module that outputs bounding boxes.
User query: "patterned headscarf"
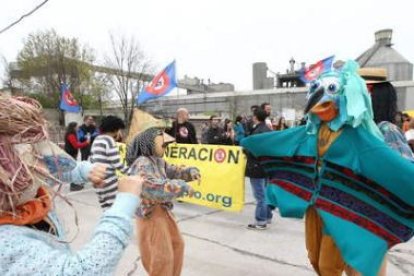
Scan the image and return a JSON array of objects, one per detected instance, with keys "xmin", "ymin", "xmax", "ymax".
[
  {"xmin": 378, "ymin": 121, "xmax": 414, "ymax": 162},
  {"xmin": 126, "ymin": 127, "xmax": 163, "ymax": 166}
]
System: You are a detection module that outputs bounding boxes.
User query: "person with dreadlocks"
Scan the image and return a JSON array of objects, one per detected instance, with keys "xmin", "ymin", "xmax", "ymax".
[
  {"xmin": 0, "ymin": 95, "xmax": 144, "ymax": 275},
  {"xmin": 126, "ymin": 127, "xmax": 201, "ymax": 276},
  {"xmin": 241, "ymin": 58, "xmax": 414, "ymax": 276}
]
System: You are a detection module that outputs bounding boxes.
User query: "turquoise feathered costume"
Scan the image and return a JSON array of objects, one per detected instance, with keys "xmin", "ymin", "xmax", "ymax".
[{"xmin": 241, "ymin": 60, "xmax": 414, "ymax": 276}]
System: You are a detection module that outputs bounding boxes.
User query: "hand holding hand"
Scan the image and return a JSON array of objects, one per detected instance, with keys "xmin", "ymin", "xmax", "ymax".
[
  {"xmin": 118, "ymin": 175, "xmax": 143, "ymax": 197},
  {"xmin": 88, "ymin": 164, "xmax": 107, "ymax": 188}
]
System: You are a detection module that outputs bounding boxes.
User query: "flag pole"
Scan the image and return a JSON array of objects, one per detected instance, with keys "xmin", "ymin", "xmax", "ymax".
[{"xmin": 175, "ymin": 59, "xmax": 179, "ymax": 111}]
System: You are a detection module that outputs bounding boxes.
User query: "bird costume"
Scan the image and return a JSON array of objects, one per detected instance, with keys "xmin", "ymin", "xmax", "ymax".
[{"xmin": 241, "ymin": 58, "xmax": 414, "ymax": 276}]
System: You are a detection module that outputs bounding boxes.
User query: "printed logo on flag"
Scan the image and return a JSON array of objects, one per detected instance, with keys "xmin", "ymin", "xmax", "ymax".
[
  {"xmin": 136, "ymin": 60, "xmax": 177, "ymax": 105},
  {"xmin": 146, "ymin": 70, "xmax": 172, "ymax": 95},
  {"xmin": 59, "ymin": 83, "xmax": 80, "ymax": 113},
  {"xmin": 300, "ymin": 56, "xmax": 334, "ymax": 83}
]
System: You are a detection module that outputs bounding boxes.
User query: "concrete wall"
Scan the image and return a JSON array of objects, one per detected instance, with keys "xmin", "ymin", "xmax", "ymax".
[
  {"xmin": 378, "ymin": 63, "xmax": 414, "ymax": 81},
  {"xmin": 395, "ymin": 81, "xmax": 414, "ymax": 111},
  {"xmin": 42, "ymin": 108, "xmax": 125, "ymax": 143},
  {"xmin": 141, "ymin": 81, "xmax": 414, "ymax": 119}
]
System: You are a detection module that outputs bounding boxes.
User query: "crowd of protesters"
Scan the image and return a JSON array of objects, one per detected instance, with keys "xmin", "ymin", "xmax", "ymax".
[{"xmin": 167, "ymin": 103, "xmax": 296, "ymax": 146}]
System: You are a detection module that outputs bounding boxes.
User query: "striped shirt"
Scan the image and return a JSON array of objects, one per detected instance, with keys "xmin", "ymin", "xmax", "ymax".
[{"xmin": 90, "ymin": 135, "xmax": 129, "ymax": 209}]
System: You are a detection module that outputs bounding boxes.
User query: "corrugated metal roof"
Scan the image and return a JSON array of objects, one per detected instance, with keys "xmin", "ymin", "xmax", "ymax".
[
  {"xmin": 356, "ymin": 29, "xmax": 411, "ymax": 67},
  {"xmin": 357, "ymin": 45, "xmax": 410, "ymax": 66}
]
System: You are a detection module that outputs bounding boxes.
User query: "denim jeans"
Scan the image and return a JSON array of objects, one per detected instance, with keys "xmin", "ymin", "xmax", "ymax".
[{"xmin": 249, "ymin": 178, "xmax": 272, "ymax": 225}]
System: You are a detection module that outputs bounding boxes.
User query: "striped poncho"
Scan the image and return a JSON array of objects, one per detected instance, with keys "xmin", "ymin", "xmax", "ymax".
[{"xmin": 241, "ymin": 125, "xmax": 414, "ymax": 276}]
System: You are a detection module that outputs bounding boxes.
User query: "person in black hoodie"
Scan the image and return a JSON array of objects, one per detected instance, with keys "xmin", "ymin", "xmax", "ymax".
[
  {"xmin": 245, "ymin": 108, "xmax": 273, "ymax": 230},
  {"xmin": 166, "ymin": 108, "xmax": 198, "ymax": 144}
]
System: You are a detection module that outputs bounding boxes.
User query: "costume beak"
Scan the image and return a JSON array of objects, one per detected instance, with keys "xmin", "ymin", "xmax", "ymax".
[
  {"xmin": 310, "ymin": 101, "xmax": 338, "ymax": 122},
  {"xmin": 304, "ymin": 87, "xmax": 338, "ymax": 122},
  {"xmin": 162, "ymin": 132, "xmax": 175, "ymax": 145},
  {"xmin": 304, "ymin": 87, "xmax": 324, "ymax": 114}
]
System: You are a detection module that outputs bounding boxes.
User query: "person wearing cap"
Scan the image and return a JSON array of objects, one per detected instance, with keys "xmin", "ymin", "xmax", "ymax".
[{"xmin": 126, "ymin": 128, "xmax": 201, "ymax": 276}]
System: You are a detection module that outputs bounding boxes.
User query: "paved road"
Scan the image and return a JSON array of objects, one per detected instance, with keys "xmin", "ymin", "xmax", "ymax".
[{"xmin": 55, "ymin": 182, "xmax": 414, "ymax": 276}]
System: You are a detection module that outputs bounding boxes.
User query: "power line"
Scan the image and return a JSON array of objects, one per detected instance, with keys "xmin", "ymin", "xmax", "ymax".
[{"xmin": 0, "ymin": 0, "xmax": 50, "ymax": 35}]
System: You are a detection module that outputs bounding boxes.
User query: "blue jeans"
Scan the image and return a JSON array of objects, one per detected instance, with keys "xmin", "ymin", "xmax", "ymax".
[{"xmin": 250, "ymin": 178, "xmax": 272, "ymax": 225}]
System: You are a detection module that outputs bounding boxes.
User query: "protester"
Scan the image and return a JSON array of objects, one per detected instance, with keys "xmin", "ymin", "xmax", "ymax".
[
  {"xmin": 402, "ymin": 113, "xmax": 411, "ymax": 132},
  {"xmin": 233, "ymin": 115, "xmax": 246, "ymax": 145},
  {"xmin": 205, "ymin": 115, "xmax": 229, "ymax": 145},
  {"xmin": 404, "ymin": 119, "xmax": 414, "ymax": 151},
  {"xmin": 242, "ymin": 59, "xmax": 414, "ymax": 276},
  {"xmin": 245, "ymin": 105, "xmax": 259, "ymax": 136},
  {"xmin": 260, "ymin": 102, "xmax": 273, "ymax": 130},
  {"xmin": 126, "ymin": 127, "xmax": 200, "ymax": 276},
  {"xmin": 0, "ymin": 95, "xmax": 144, "ymax": 275},
  {"xmin": 77, "ymin": 115, "xmax": 99, "ymax": 160},
  {"xmin": 64, "ymin": 121, "xmax": 90, "ymax": 191},
  {"xmin": 90, "ymin": 115, "xmax": 129, "ymax": 210},
  {"xmin": 200, "ymin": 122, "xmax": 209, "ymax": 144},
  {"xmin": 223, "ymin": 118, "xmax": 235, "ymax": 145},
  {"xmin": 245, "ymin": 108, "xmax": 273, "ymax": 230},
  {"xmin": 379, "ymin": 121, "xmax": 414, "ymax": 161},
  {"xmin": 166, "ymin": 108, "xmax": 198, "ymax": 144},
  {"xmin": 275, "ymin": 117, "xmax": 288, "ymax": 131}
]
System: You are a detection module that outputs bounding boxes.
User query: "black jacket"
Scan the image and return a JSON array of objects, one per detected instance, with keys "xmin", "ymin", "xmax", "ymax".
[
  {"xmin": 166, "ymin": 121, "xmax": 198, "ymax": 144},
  {"xmin": 64, "ymin": 133, "xmax": 78, "ymax": 159},
  {"xmin": 205, "ymin": 126, "xmax": 228, "ymax": 145},
  {"xmin": 245, "ymin": 122, "xmax": 272, "ymax": 178}
]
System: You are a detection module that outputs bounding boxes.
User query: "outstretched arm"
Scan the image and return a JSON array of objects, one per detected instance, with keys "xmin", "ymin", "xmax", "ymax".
[
  {"xmin": 130, "ymin": 157, "xmax": 192, "ymax": 201},
  {"xmin": 0, "ymin": 192, "xmax": 139, "ymax": 276}
]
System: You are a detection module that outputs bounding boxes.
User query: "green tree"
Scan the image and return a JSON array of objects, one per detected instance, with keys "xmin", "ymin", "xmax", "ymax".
[{"xmin": 16, "ymin": 29, "xmax": 95, "ymax": 110}]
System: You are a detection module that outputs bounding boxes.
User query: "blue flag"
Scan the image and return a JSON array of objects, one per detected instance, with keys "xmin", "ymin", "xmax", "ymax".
[
  {"xmin": 300, "ymin": 56, "xmax": 335, "ymax": 83},
  {"xmin": 59, "ymin": 83, "xmax": 81, "ymax": 113},
  {"xmin": 137, "ymin": 61, "xmax": 177, "ymax": 105}
]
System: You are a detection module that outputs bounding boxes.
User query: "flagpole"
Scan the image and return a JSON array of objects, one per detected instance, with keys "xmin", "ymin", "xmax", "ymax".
[{"xmin": 175, "ymin": 59, "xmax": 179, "ymax": 112}]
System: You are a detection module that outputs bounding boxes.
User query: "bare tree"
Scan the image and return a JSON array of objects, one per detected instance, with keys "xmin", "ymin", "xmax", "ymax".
[{"xmin": 105, "ymin": 33, "xmax": 153, "ymax": 127}]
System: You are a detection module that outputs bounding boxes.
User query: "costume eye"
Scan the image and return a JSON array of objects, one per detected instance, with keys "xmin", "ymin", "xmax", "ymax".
[
  {"xmin": 310, "ymin": 81, "xmax": 320, "ymax": 92},
  {"xmin": 328, "ymin": 83, "xmax": 337, "ymax": 93}
]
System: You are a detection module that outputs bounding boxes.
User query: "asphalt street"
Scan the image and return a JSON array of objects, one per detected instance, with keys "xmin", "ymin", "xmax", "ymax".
[{"xmin": 55, "ymin": 181, "xmax": 414, "ymax": 276}]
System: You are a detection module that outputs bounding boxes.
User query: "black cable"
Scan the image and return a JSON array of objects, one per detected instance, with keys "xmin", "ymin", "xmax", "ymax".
[{"xmin": 0, "ymin": 0, "xmax": 50, "ymax": 35}]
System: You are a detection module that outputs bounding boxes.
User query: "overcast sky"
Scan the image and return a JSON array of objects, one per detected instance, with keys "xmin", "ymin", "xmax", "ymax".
[{"xmin": 0, "ymin": 0, "xmax": 413, "ymax": 90}]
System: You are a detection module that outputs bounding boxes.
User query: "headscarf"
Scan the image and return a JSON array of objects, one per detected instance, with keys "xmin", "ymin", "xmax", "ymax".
[
  {"xmin": 378, "ymin": 121, "xmax": 414, "ymax": 162},
  {"xmin": 126, "ymin": 127, "xmax": 163, "ymax": 166}
]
